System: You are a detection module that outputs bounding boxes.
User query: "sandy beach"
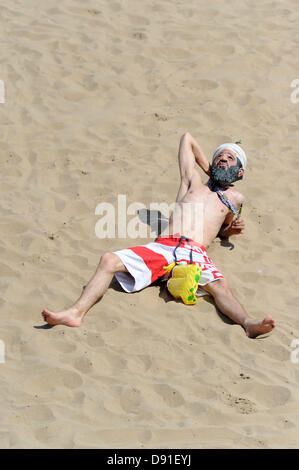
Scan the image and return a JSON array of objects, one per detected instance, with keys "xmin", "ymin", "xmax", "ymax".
[{"xmin": 1, "ymin": 0, "xmax": 299, "ymax": 448}]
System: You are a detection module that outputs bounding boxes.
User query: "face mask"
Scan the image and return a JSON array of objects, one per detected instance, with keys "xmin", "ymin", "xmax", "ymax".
[{"xmin": 210, "ymin": 162, "xmax": 241, "ymax": 189}]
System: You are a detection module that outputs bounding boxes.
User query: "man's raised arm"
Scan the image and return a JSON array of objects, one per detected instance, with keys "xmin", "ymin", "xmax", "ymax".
[
  {"xmin": 178, "ymin": 132, "xmax": 210, "ymax": 184},
  {"xmin": 189, "ymin": 133, "xmax": 211, "ymax": 175}
]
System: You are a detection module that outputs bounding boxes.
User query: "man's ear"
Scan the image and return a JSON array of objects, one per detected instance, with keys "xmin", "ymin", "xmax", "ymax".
[{"xmin": 238, "ymin": 168, "xmax": 244, "ymax": 178}]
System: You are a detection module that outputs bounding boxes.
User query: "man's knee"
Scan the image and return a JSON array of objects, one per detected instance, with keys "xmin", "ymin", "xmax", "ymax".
[
  {"xmin": 204, "ymin": 278, "xmax": 231, "ymax": 296},
  {"xmin": 99, "ymin": 252, "xmax": 124, "ymax": 273}
]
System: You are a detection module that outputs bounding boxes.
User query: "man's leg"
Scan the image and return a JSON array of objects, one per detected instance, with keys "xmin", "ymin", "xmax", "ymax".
[
  {"xmin": 202, "ymin": 279, "xmax": 275, "ymax": 338},
  {"xmin": 42, "ymin": 252, "xmax": 127, "ymax": 327}
]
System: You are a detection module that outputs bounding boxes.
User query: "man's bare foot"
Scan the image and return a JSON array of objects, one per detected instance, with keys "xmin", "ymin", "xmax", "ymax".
[
  {"xmin": 41, "ymin": 307, "xmax": 83, "ymax": 327},
  {"xmin": 244, "ymin": 315, "xmax": 275, "ymax": 338}
]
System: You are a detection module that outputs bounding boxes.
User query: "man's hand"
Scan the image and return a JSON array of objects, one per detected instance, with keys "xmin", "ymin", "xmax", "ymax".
[
  {"xmin": 229, "ymin": 218, "xmax": 245, "ymax": 235},
  {"xmin": 218, "ymin": 218, "xmax": 245, "ymax": 238}
]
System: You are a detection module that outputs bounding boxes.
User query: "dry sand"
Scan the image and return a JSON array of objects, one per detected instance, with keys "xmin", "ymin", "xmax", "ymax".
[{"xmin": 0, "ymin": 0, "xmax": 299, "ymax": 449}]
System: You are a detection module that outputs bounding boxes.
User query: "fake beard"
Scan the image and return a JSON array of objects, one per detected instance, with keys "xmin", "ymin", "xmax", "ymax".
[{"xmin": 210, "ymin": 163, "xmax": 240, "ymax": 189}]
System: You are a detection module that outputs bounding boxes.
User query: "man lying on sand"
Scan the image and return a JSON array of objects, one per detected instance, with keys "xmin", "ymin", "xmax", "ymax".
[{"xmin": 42, "ymin": 132, "xmax": 275, "ymax": 338}]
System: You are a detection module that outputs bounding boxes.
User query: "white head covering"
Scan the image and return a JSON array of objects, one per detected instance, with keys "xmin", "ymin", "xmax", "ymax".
[{"xmin": 212, "ymin": 143, "xmax": 247, "ymax": 170}]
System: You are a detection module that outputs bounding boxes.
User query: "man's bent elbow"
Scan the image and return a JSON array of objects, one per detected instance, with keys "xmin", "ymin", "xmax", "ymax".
[{"xmin": 180, "ymin": 131, "xmax": 192, "ymax": 141}]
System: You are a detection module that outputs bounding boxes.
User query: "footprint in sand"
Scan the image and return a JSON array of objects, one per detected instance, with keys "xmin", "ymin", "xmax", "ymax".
[
  {"xmin": 185, "ymin": 79, "xmax": 219, "ymax": 91},
  {"xmin": 73, "ymin": 356, "xmax": 93, "ymax": 374},
  {"xmin": 263, "ymin": 343, "xmax": 291, "ymax": 362},
  {"xmin": 248, "ymin": 384, "xmax": 291, "ymax": 408},
  {"xmin": 85, "ymin": 333, "xmax": 105, "ymax": 348},
  {"xmin": 8, "ymin": 404, "xmax": 55, "ymax": 426},
  {"xmin": 126, "ymin": 354, "xmax": 152, "ymax": 374},
  {"xmin": 25, "ymin": 368, "xmax": 83, "ymax": 394},
  {"xmin": 154, "ymin": 384, "xmax": 185, "ymax": 408},
  {"xmin": 138, "ymin": 429, "xmax": 152, "ymax": 444},
  {"xmin": 119, "ymin": 387, "xmax": 142, "ymax": 413}
]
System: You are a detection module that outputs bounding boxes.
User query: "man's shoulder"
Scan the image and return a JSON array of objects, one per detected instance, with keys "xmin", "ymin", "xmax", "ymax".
[{"xmin": 228, "ymin": 188, "xmax": 245, "ymax": 206}]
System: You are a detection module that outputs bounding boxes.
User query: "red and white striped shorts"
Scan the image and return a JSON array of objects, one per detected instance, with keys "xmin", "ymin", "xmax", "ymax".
[{"xmin": 113, "ymin": 235, "xmax": 224, "ymax": 293}]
